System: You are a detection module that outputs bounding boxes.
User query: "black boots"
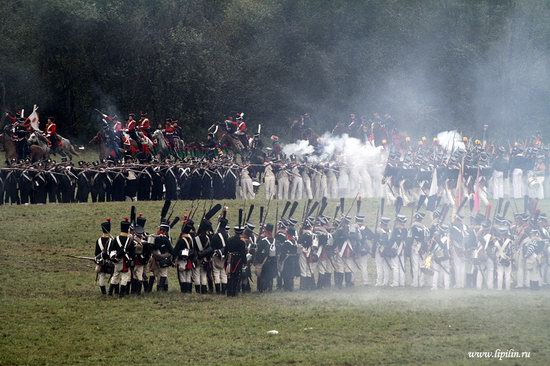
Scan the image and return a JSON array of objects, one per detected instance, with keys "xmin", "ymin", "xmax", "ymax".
[
  {"xmin": 335, "ymin": 272, "xmax": 344, "ymax": 289},
  {"xmin": 195, "ymin": 285, "xmax": 208, "ymax": 294},
  {"xmin": 146, "ymin": 276, "xmax": 155, "ymax": 293},
  {"xmin": 100, "ymin": 286, "xmax": 106, "ymax": 295},
  {"xmin": 221, "ymin": 283, "xmax": 227, "ymax": 294},
  {"xmin": 344, "ymin": 272, "xmax": 353, "ymax": 288},
  {"xmin": 157, "ymin": 277, "xmax": 167, "ymax": 292},
  {"xmin": 301, "ymin": 276, "xmax": 315, "ymax": 290},
  {"xmin": 215, "ymin": 284, "xmax": 221, "ymax": 294},
  {"xmin": 119, "ymin": 285, "xmax": 126, "ymax": 298},
  {"xmin": 320, "ymin": 273, "xmax": 332, "ymax": 289}
]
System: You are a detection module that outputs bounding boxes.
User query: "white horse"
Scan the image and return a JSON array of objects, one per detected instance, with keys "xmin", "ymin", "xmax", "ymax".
[
  {"xmin": 152, "ymin": 129, "xmax": 184, "ymax": 159},
  {"xmin": 28, "ymin": 132, "xmax": 50, "ymax": 162},
  {"xmin": 30, "ymin": 131, "xmax": 79, "ymax": 160}
]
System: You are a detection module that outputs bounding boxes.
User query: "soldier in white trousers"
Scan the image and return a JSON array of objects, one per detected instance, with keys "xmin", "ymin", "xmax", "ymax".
[
  {"xmin": 375, "ymin": 218, "xmax": 391, "ymax": 286},
  {"xmin": 431, "ymin": 226, "xmax": 451, "ymax": 290},
  {"xmin": 264, "ymin": 163, "xmax": 276, "ymax": 200},
  {"xmin": 494, "ymin": 228, "xmax": 513, "ymax": 290},
  {"xmin": 409, "ymin": 212, "xmax": 427, "ymax": 287},
  {"xmin": 277, "ymin": 168, "xmax": 290, "ymax": 200},
  {"xmin": 289, "ymin": 165, "xmax": 303, "ymax": 200},
  {"xmin": 302, "ymin": 168, "xmax": 313, "ymax": 199}
]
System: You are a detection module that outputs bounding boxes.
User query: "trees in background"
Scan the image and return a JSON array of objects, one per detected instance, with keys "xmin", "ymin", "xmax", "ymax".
[{"xmin": 1, "ymin": 0, "xmax": 549, "ymax": 141}]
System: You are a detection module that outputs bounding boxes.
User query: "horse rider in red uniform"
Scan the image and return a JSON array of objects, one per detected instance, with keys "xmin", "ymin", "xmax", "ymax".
[
  {"xmin": 138, "ymin": 112, "xmax": 151, "ymax": 138},
  {"xmin": 126, "ymin": 113, "xmax": 140, "ymax": 143},
  {"xmin": 46, "ymin": 117, "xmax": 60, "ymax": 153},
  {"xmin": 235, "ymin": 112, "xmax": 249, "ymax": 149}
]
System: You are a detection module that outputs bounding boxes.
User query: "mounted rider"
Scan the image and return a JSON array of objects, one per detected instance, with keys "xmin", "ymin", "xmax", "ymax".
[
  {"xmin": 164, "ymin": 118, "xmax": 175, "ymax": 148},
  {"xmin": 203, "ymin": 132, "xmax": 218, "ymax": 159},
  {"xmin": 45, "ymin": 117, "xmax": 60, "ymax": 154},
  {"xmin": 235, "ymin": 112, "xmax": 249, "ymax": 149},
  {"xmin": 13, "ymin": 117, "xmax": 29, "ymax": 160},
  {"xmin": 138, "ymin": 111, "xmax": 151, "ymax": 138},
  {"xmin": 126, "ymin": 113, "xmax": 139, "ymax": 143}
]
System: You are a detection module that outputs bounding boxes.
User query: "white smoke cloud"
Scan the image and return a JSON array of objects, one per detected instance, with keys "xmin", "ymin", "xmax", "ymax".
[
  {"xmin": 282, "ymin": 133, "xmax": 387, "ymax": 168},
  {"xmin": 437, "ymin": 130, "xmax": 465, "ymax": 152},
  {"xmin": 282, "ymin": 139, "xmax": 315, "ymax": 157}
]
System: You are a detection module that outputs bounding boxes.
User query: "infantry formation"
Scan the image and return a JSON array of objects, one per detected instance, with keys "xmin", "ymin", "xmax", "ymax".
[
  {"xmin": 1, "ymin": 112, "xmax": 549, "ymax": 206},
  {"xmin": 88, "ymin": 193, "xmax": 550, "ymax": 299}
]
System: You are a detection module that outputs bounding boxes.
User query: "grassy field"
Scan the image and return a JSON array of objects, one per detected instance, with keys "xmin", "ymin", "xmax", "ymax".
[{"xmin": 1, "ymin": 198, "xmax": 550, "ymax": 365}]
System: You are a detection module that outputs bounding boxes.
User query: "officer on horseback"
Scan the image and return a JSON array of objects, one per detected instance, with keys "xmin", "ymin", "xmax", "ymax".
[{"xmin": 46, "ymin": 117, "xmax": 59, "ymax": 154}]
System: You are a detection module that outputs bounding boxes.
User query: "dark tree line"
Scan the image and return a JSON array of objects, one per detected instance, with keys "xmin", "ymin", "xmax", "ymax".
[{"xmin": 1, "ymin": 0, "xmax": 549, "ymax": 142}]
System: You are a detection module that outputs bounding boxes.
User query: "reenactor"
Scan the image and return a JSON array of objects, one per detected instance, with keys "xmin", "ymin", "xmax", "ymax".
[
  {"xmin": 94, "ymin": 218, "xmax": 114, "ymax": 295},
  {"xmin": 374, "ymin": 217, "xmax": 391, "ymax": 287},
  {"xmin": 450, "ymin": 214, "xmax": 467, "ymax": 288},
  {"xmin": 255, "ymin": 223, "xmax": 277, "ymax": 292},
  {"xmin": 152, "ymin": 221, "xmax": 173, "ymax": 291},
  {"xmin": 210, "ymin": 213, "xmax": 229, "ymax": 294},
  {"xmin": 226, "ymin": 223, "xmax": 248, "ymax": 297},
  {"xmin": 131, "ymin": 214, "xmax": 149, "ymax": 294},
  {"xmin": 391, "ymin": 214, "xmax": 407, "ymax": 287},
  {"xmin": 279, "ymin": 226, "xmax": 299, "ymax": 291},
  {"xmin": 297, "ymin": 219, "xmax": 315, "ymax": 290},
  {"xmin": 173, "ymin": 219, "xmax": 195, "ymax": 293},
  {"xmin": 108, "ymin": 218, "xmax": 130, "ymax": 296},
  {"xmin": 45, "ymin": 117, "xmax": 59, "ymax": 154},
  {"xmin": 118, "ymin": 218, "xmax": 134, "ymax": 297},
  {"xmin": 408, "ymin": 212, "xmax": 427, "ymax": 287},
  {"xmin": 431, "ymin": 225, "xmax": 451, "ymax": 290},
  {"xmin": 494, "ymin": 226, "xmax": 513, "ymax": 290},
  {"xmin": 193, "ymin": 218, "xmax": 213, "ymax": 294},
  {"xmin": 355, "ymin": 214, "xmax": 371, "ymax": 286}
]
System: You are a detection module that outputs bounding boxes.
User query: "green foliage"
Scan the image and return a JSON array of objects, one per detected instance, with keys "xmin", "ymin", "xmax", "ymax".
[{"xmin": 1, "ymin": 0, "xmax": 550, "ymax": 141}]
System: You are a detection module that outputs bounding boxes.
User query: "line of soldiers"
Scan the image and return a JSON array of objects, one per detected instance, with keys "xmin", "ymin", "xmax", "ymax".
[
  {"xmin": 92, "ymin": 195, "xmax": 550, "ymax": 298},
  {"xmin": 94, "ymin": 201, "xmax": 251, "ymax": 297},
  {"xmin": 0, "ymin": 159, "xmax": 246, "ymax": 204}
]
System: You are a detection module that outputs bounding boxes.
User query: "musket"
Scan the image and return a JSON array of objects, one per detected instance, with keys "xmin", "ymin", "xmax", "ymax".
[
  {"xmin": 274, "ymin": 202, "xmax": 279, "ymax": 235},
  {"xmin": 66, "ymin": 255, "xmax": 97, "ymax": 262},
  {"xmin": 335, "ymin": 192, "xmax": 360, "ymax": 231},
  {"xmin": 167, "ymin": 199, "xmax": 179, "ymax": 221},
  {"xmin": 262, "ymin": 194, "xmax": 272, "ymax": 226}
]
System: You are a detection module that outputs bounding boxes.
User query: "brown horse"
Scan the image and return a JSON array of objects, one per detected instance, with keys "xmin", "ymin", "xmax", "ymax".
[
  {"xmin": 89, "ymin": 130, "xmax": 115, "ymax": 160},
  {"xmin": 0, "ymin": 126, "xmax": 18, "ymax": 163},
  {"xmin": 210, "ymin": 124, "xmax": 246, "ymax": 161}
]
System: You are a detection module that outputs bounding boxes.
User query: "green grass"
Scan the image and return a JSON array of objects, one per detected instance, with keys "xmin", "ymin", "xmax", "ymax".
[{"xmin": 1, "ymin": 199, "xmax": 549, "ymax": 365}]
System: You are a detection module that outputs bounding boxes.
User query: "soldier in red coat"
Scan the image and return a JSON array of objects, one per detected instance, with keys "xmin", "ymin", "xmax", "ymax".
[
  {"xmin": 45, "ymin": 117, "xmax": 60, "ymax": 153},
  {"xmin": 138, "ymin": 112, "xmax": 151, "ymax": 138},
  {"xmin": 127, "ymin": 113, "xmax": 140, "ymax": 143},
  {"xmin": 235, "ymin": 112, "xmax": 249, "ymax": 149}
]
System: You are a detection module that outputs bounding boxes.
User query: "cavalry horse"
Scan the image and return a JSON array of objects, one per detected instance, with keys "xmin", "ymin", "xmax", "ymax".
[
  {"xmin": 27, "ymin": 132, "xmax": 51, "ymax": 162},
  {"xmin": 28, "ymin": 131, "xmax": 79, "ymax": 160},
  {"xmin": 152, "ymin": 129, "xmax": 184, "ymax": 160},
  {"xmin": 0, "ymin": 126, "xmax": 18, "ymax": 163},
  {"xmin": 89, "ymin": 129, "xmax": 118, "ymax": 160},
  {"xmin": 210, "ymin": 123, "xmax": 247, "ymax": 161}
]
